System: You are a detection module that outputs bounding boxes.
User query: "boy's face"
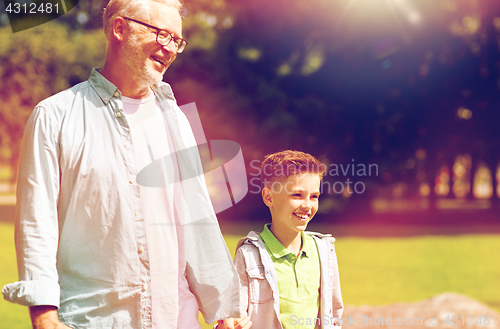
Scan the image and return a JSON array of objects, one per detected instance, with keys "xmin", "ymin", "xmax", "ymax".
[{"xmin": 263, "ymin": 173, "xmax": 321, "ymax": 235}]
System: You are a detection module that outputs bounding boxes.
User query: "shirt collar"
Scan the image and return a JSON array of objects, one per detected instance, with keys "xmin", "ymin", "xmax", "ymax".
[
  {"xmin": 88, "ymin": 68, "xmax": 121, "ymax": 104},
  {"xmin": 260, "ymin": 223, "xmax": 309, "ymax": 259},
  {"xmin": 88, "ymin": 68, "xmax": 176, "ymax": 105},
  {"xmin": 300, "ymin": 231, "xmax": 311, "ymax": 258},
  {"xmin": 151, "ymin": 82, "xmax": 175, "ymax": 101}
]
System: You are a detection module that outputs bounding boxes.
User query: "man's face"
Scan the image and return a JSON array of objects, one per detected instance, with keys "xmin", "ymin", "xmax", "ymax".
[
  {"xmin": 265, "ymin": 173, "xmax": 321, "ymax": 235},
  {"xmin": 121, "ymin": 2, "xmax": 182, "ymax": 86}
]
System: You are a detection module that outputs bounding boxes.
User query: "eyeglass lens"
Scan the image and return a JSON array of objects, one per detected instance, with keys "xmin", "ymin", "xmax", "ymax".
[{"xmin": 157, "ymin": 32, "xmax": 186, "ymax": 52}]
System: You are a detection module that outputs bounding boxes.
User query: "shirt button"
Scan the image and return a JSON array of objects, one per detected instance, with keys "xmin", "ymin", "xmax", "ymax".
[
  {"xmin": 142, "ymin": 284, "xmax": 148, "ymax": 292},
  {"xmin": 114, "ymin": 91, "xmax": 120, "ymax": 97},
  {"xmin": 124, "ymin": 144, "xmax": 130, "ymax": 149},
  {"xmin": 138, "ymin": 246, "xmax": 144, "ymax": 254},
  {"xmin": 104, "ymin": 96, "xmax": 109, "ymax": 101},
  {"xmin": 129, "ymin": 178, "xmax": 135, "ymax": 184},
  {"xmin": 134, "ymin": 211, "xmax": 140, "ymax": 217},
  {"xmin": 116, "ymin": 112, "xmax": 122, "ymax": 118}
]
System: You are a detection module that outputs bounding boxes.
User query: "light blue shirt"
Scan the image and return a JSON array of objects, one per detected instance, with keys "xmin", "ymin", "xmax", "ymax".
[{"xmin": 2, "ymin": 68, "xmax": 240, "ymax": 328}]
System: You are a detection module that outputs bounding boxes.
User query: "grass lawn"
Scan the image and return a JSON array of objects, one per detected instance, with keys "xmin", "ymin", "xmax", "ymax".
[{"xmin": 1, "ymin": 222, "xmax": 499, "ymax": 329}]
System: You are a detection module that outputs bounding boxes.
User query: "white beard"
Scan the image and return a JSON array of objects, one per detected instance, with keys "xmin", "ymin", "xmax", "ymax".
[{"xmin": 120, "ymin": 34, "xmax": 165, "ymax": 86}]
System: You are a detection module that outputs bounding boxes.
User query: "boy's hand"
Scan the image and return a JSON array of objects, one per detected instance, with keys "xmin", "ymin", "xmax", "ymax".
[{"xmin": 216, "ymin": 315, "xmax": 252, "ymax": 329}]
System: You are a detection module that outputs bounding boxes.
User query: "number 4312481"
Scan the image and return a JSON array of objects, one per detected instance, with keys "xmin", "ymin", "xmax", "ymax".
[
  {"xmin": 443, "ymin": 315, "xmax": 497, "ymax": 326},
  {"xmin": 5, "ymin": 2, "xmax": 59, "ymax": 14}
]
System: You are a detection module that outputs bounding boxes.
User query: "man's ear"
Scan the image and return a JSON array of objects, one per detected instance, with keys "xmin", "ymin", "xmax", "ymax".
[
  {"xmin": 111, "ymin": 16, "xmax": 128, "ymax": 42},
  {"xmin": 262, "ymin": 187, "xmax": 273, "ymax": 208}
]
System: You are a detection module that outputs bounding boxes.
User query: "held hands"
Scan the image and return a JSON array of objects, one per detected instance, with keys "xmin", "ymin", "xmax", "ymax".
[
  {"xmin": 216, "ymin": 315, "xmax": 252, "ymax": 329},
  {"xmin": 30, "ymin": 306, "xmax": 73, "ymax": 329}
]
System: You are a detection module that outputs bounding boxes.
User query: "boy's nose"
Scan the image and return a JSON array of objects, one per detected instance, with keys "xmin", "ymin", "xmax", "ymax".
[{"xmin": 301, "ymin": 202, "xmax": 312, "ymax": 211}]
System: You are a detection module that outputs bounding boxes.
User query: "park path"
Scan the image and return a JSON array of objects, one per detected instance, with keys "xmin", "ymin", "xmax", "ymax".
[{"xmin": 342, "ymin": 293, "xmax": 499, "ymax": 329}]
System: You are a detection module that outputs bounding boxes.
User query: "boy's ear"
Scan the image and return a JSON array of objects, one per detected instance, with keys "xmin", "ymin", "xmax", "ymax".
[{"xmin": 262, "ymin": 187, "xmax": 273, "ymax": 208}]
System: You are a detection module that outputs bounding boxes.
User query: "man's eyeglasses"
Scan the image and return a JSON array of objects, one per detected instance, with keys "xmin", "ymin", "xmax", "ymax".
[{"xmin": 122, "ymin": 16, "xmax": 188, "ymax": 53}]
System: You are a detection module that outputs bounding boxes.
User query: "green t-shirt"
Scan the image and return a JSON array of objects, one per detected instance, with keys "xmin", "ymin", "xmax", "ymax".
[{"xmin": 260, "ymin": 224, "xmax": 321, "ymax": 329}]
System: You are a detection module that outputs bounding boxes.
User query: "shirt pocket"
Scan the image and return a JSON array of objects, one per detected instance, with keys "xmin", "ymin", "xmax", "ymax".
[{"xmin": 247, "ymin": 266, "xmax": 274, "ymax": 304}]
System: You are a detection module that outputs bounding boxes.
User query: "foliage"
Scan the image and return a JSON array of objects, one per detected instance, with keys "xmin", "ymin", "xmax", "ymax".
[
  {"xmin": 169, "ymin": 0, "xmax": 500, "ymax": 215},
  {"xmin": 0, "ymin": 23, "xmax": 105, "ymax": 181},
  {"xmin": 2, "ymin": 0, "xmax": 500, "ymax": 208},
  {"xmin": 211, "ymin": 0, "xmax": 500, "ymax": 162}
]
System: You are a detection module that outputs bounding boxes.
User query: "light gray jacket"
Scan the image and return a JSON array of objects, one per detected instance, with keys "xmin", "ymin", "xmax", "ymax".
[{"xmin": 234, "ymin": 231, "xmax": 344, "ymax": 329}]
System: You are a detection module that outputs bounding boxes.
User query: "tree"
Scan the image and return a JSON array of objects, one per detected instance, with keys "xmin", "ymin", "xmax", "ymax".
[{"xmin": 0, "ymin": 23, "xmax": 105, "ymax": 183}]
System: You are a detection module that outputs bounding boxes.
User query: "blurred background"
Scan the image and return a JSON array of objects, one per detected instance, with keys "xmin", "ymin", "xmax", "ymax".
[{"xmin": 1, "ymin": 0, "xmax": 500, "ymax": 328}]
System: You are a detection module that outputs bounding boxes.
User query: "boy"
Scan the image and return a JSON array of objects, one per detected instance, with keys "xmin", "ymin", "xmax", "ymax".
[{"xmin": 218, "ymin": 150, "xmax": 343, "ymax": 329}]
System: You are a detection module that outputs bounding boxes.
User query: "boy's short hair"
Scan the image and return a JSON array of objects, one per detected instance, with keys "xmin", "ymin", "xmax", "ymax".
[{"xmin": 260, "ymin": 150, "xmax": 325, "ymax": 188}]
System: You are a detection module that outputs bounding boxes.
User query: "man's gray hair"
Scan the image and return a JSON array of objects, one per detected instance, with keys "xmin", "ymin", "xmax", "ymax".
[{"xmin": 103, "ymin": 0, "xmax": 183, "ymax": 38}]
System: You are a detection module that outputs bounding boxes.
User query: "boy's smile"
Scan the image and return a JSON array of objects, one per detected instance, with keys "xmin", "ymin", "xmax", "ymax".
[{"xmin": 263, "ymin": 173, "xmax": 321, "ymax": 241}]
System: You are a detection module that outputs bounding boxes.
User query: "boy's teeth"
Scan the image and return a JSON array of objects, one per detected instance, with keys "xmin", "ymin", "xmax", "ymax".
[{"xmin": 295, "ymin": 213, "xmax": 309, "ymax": 219}]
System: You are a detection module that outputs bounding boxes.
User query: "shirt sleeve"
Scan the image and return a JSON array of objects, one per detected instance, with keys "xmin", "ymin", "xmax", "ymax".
[
  {"xmin": 211, "ymin": 249, "xmax": 249, "ymax": 329},
  {"xmin": 2, "ymin": 105, "xmax": 61, "ymax": 308},
  {"xmin": 330, "ymin": 238, "xmax": 344, "ymax": 326},
  {"xmin": 234, "ymin": 247, "xmax": 250, "ymax": 316},
  {"xmin": 169, "ymin": 102, "xmax": 241, "ymax": 322}
]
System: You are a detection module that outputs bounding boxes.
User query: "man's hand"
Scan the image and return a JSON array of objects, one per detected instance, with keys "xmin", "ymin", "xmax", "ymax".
[
  {"xmin": 216, "ymin": 315, "xmax": 252, "ymax": 329},
  {"xmin": 29, "ymin": 305, "xmax": 73, "ymax": 329}
]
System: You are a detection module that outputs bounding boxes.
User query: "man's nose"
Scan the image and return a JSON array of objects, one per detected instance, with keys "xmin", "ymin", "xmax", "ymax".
[{"xmin": 163, "ymin": 40, "xmax": 178, "ymax": 54}]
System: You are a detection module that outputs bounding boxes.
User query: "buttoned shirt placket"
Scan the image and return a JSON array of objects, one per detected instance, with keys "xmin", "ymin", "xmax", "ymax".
[{"xmin": 107, "ymin": 90, "xmax": 153, "ymax": 329}]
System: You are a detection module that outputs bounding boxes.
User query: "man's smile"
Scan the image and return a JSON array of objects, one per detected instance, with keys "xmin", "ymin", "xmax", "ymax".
[{"xmin": 151, "ymin": 55, "xmax": 167, "ymax": 67}]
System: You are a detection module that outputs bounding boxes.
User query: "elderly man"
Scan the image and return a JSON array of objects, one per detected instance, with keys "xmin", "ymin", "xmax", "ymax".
[{"xmin": 2, "ymin": 0, "xmax": 248, "ymax": 328}]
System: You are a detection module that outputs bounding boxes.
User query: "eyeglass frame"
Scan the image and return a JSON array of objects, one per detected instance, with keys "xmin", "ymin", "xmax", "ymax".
[{"xmin": 122, "ymin": 16, "xmax": 188, "ymax": 53}]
